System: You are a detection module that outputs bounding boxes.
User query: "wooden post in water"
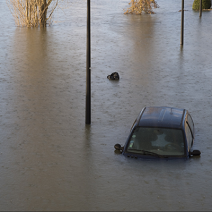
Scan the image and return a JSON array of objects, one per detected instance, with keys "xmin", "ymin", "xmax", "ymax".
[
  {"xmin": 199, "ymin": 0, "xmax": 202, "ymax": 17},
  {"xmin": 181, "ymin": 0, "xmax": 184, "ymax": 45},
  {"xmin": 86, "ymin": 0, "xmax": 91, "ymax": 124}
]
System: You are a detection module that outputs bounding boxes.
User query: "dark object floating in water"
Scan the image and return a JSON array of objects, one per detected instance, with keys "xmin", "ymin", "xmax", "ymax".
[{"xmin": 107, "ymin": 72, "xmax": 119, "ymax": 80}]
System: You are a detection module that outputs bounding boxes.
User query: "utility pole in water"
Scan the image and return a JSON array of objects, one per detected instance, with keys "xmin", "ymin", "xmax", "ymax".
[
  {"xmin": 181, "ymin": 0, "xmax": 184, "ymax": 45},
  {"xmin": 86, "ymin": 0, "xmax": 91, "ymax": 125},
  {"xmin": 199, "ymin": 0, "xmax": 202, "ymax": 17}
]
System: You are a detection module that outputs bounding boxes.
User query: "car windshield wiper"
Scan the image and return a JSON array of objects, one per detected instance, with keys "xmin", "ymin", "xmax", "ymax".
[{"xmin": 127, "ymin": 149, "xmax": 163, "ymax": 158}]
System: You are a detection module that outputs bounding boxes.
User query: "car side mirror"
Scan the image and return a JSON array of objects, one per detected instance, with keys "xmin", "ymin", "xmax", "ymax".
[
  {"xmin": 114, "ymin": 144, "xmax": 124, "ymax": 151},
  {"xmin": 190, "ymin": 150, "xmax": 201, "ymax": 156}
]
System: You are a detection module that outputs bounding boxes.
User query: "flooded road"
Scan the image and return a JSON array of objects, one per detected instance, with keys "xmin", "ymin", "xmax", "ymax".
[{"xmin": 0, "ymin": 0, "xmax": 212, "ymax": 210}]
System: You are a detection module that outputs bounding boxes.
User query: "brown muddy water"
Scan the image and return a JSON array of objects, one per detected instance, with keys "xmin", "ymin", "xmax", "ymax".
[{"xmin": 0, "ymin": 0, "xmax": 212, "ymax": 210}]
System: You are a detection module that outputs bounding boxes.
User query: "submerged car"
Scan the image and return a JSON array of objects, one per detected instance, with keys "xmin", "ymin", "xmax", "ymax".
[{"xmin": 115, "ymin": 106, "xmax": 201, "ymax": 159}]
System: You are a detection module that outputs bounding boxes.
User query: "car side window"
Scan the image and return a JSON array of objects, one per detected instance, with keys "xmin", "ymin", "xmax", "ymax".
[
  {"xmin": 185, "ymin": 122, "xmax": 193, "ymax": 150},
  {"xmin": 187, "ymin": 114, "xmax": 194, "ymax": 135}
]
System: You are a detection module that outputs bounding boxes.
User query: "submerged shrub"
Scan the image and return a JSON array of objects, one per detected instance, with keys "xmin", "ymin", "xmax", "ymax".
[
  {"xmin": 7, "ymin": 0, "xmax": 58, "ymax": 27},
  {"xmin": 125, "ymin": 0, "xmax": 159, "ymax": 14},
  {"xmin": 192, "ymin": 0, "xmax": 211, "ymax": 10}
]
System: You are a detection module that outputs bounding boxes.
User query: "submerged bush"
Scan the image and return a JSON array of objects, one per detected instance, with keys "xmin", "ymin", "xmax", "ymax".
[
  {"xmin": 192, "ymin": 0, "xmax": 211, "ymax": 10},
  {"xmin": 125, "ymin": 0, "xmax": 159, "ymax": 14},
  {"xmin": 7, "ymin": 0, "xmax": 58, "ymax": 27}
]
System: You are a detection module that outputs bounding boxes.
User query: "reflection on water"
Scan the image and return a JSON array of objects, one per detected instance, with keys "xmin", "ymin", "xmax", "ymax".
[{"xmin": 0, "ymin": 0, "xmax": 212, "ymax": 210}]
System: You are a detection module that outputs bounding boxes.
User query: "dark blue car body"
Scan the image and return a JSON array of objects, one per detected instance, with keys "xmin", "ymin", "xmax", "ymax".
[{"xmin": 118, "ymin": 106, "xmax": 200, "ymax": 159}]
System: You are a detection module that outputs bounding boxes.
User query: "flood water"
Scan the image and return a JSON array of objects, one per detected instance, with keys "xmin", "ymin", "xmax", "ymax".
[{"xmin": 0, "ymin": 0, "xmax": 212, "ymax": 210}]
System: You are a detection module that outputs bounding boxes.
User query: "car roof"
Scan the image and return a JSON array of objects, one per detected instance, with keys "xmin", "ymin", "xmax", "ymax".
[{"xmin": 138, "ymin": 106, "xmax": 186, "ymax": 129}]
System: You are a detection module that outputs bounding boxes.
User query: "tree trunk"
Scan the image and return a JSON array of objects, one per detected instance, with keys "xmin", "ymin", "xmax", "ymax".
[
  {"xmin": 40, "ymin": 0, "xmax": 47, "ymax": 27},
  {"xmin": 26, "ymin": 0, "xmax": 28, "ymax": 24}
]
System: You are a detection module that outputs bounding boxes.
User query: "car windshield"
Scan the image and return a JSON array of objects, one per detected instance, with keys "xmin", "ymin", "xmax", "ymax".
[{"xmin": 126, "ymin": 127, "xmax": 185, "ymax": 156}]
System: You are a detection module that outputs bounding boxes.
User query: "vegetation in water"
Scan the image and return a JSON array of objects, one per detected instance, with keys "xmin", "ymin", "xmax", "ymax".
[
  {"xmin": 192, "ymin": 0, "xmax": 211, "ymax": 10},
  {"xmin": 7, "ymin": 0, "xmax": 58, "ymax": 27},
  {"xmin": 125, "ymin": 0, "xmax": 159, "ymax": 14}
]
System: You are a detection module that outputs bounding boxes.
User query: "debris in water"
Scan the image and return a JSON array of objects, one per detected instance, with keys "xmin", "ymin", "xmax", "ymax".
[{"xmin": 107, "ymin": 72, "xmax": 120, "ymax": 80}]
